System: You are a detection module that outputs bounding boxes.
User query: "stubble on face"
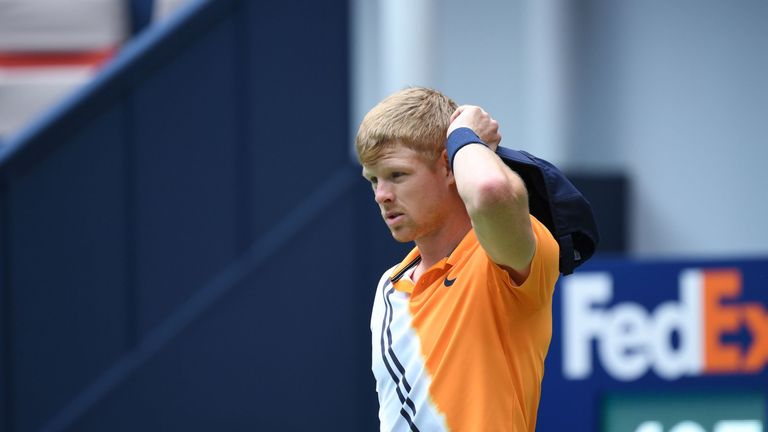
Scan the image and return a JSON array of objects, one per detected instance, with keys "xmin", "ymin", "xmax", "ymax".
[{"xmin": 364, "ymin": 147, "xmax": 451, "ymax": 244}]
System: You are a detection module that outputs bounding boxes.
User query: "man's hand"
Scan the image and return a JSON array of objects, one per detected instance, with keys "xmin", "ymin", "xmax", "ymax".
[{"xmin": 448, "ymin": 105, "xmax": 502, "ymax": 152}]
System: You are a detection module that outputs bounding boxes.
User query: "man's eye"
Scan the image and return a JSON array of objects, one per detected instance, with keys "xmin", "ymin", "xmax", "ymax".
[{"xmin": 391, "ymin": 172, "xmax": 404, "ymax": 179}]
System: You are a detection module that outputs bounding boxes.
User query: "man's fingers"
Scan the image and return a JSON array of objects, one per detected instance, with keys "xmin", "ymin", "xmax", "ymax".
[
  {"xmin": 491, "ymin": 130, "xmax": 502, "ymax": 146},
  {"xmin": 450, "ymin": 105, "xmax": 467, "ymax": 123},
  {"xmin": 449, "ymin": 105, "xmax": 502, "ymax": 148}
]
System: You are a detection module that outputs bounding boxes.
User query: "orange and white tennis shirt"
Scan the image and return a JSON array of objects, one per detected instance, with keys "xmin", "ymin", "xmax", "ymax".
[{"xmin": 371, "ymin": 216, "xmax": 559, "ymax": 432}]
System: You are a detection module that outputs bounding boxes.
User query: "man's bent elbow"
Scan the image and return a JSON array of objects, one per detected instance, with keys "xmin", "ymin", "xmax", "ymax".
[{"xmin": 465, "ymin": 174, "xmax": 528, "ymax": 216}]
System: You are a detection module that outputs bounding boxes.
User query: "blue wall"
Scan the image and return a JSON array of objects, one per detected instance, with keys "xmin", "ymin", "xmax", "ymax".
[{"xmin": 0, "ymin": 0, "xmax": 410, "ymax": 430}]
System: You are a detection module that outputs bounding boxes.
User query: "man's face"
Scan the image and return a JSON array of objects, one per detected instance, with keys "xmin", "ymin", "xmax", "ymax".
[{"xmin": 362, "ymin": 145, "xmax": 452, "ymax": 243}]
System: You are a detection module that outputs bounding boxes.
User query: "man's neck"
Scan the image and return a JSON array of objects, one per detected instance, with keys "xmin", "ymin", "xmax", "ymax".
[{"xmin": 413, "ymin": 212, "xmax": 472, "ymax": 281}]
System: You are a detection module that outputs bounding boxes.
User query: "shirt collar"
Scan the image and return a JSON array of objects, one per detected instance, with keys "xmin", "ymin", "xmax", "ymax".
[
  {"xmin": 389, "ymin": 248, "xmax": 421, "ymax": 283},
  {"xmin": 389, "ymin": 228, "xmax": 478, "ymax": 283}
]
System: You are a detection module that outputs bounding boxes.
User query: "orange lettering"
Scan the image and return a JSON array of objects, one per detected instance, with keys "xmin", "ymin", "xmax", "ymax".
[
  {"xmin": 703, "ymin": 269, "xmax": 742, "ymax": 373},
  {"xmin": 742, "ymin": 304, "xmax": 768, "ymax": 373}
]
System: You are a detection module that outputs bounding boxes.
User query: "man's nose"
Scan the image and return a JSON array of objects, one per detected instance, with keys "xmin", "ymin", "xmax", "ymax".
[{"xmin": 374, "ymin": 183, "xmax": 393, "ymax": 204}]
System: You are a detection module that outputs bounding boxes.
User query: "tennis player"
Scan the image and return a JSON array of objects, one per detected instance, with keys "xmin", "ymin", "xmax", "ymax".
[{"xmin": 356, "ymin": 87, "xmax": 560, "ymax": 431}]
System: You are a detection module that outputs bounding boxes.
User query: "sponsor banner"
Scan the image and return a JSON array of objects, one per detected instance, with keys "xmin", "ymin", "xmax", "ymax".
[
  {"xmin": 602, "ymin": 393, "xmax": 765, "ymax": 432},
  {"xmin": 538, "ymin": 258, "xmax": 768, "ymax": 432}
]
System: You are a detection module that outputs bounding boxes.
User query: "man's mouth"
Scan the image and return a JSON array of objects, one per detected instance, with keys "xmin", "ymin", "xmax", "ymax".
[{"xmin": 384, "ymin": 212, "xmax": 404, "ymax": 225}]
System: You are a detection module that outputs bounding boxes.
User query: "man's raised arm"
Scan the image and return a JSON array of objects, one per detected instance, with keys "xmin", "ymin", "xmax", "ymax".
[{"xmin": 448, "ymin": 105, "xmax": 536, "ymax": 284}]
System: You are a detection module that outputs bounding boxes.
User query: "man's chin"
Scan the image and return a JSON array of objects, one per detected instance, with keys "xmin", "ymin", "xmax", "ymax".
[{"xmin": 389, "ymin": 227, "xmax": 415, "ymax": 243}]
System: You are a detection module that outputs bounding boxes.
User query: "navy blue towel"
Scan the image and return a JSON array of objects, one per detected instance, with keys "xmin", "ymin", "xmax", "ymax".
[{"xmin": 496, "ymin": 147, "xmax": 600, "ymax": 275}]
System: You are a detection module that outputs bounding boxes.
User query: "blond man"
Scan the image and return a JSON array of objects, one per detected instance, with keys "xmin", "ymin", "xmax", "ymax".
[{"xmin": 356, "ymin": 87, "xmax": 560, "ymax": 432}]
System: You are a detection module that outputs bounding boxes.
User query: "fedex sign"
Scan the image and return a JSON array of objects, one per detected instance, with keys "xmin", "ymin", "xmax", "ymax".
[{"xmin": 563, "ymin": 268, "xmax": 768, "ymax": 381}]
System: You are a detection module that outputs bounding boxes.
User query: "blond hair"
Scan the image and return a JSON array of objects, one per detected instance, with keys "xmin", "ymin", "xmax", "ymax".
[{"xmin": 355, "ymin": 87, "xmax": 457, "ymax": 165}]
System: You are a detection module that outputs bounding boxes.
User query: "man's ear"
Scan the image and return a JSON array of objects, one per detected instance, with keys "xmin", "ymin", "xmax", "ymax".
[{"xmin": 440, "ymin": 149, "xmax": 455, "ymax": 185}]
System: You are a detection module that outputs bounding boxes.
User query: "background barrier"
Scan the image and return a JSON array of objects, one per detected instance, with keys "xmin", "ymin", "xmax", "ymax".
[{"xmin": 0, "ymin": 1, "xmax": 405, "ymax": 430}]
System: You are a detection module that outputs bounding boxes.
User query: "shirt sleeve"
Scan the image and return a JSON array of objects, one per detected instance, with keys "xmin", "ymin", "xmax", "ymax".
[{"xmin": 490, "ymin": 215, "xmax": 560, "ymax": 308}]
